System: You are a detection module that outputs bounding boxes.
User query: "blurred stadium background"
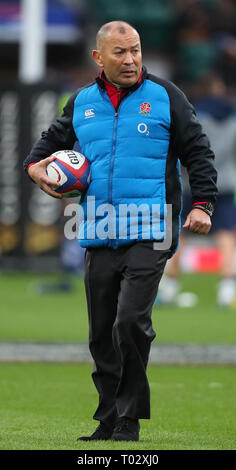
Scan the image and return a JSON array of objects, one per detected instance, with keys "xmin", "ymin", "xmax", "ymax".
[
  {"xmin": 0, "ymin": 0, "xmax": 235, "ymax": 274},
  {"xmin": 0, "ymin": 0, "xmax": 236, "ymax": 450}
]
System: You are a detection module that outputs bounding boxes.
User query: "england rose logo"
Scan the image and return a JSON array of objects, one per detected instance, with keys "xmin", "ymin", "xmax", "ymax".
[{"xmin": 140, "ymin": 102, "xmax": 151, "ymax": 115}]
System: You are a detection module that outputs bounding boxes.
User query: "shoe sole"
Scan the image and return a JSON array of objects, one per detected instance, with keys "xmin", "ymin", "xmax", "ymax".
[{"xmin": 77, "ymin": 434, "xmax": 112, "ymax": 441}]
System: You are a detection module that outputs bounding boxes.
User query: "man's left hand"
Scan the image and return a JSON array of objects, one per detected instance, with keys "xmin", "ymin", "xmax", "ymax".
[{"xmin": 182, "ymin": 208, "xmax": 211, "ymax": 234}]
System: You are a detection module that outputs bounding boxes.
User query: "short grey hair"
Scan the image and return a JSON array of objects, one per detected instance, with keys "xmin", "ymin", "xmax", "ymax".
[{"xmin": 96, "ymin": 21, "xmax": 139, "ymax": 50}]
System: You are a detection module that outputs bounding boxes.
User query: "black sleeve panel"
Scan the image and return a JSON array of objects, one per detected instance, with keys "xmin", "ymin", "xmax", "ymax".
[
  {"xmin": 167, "ymin": 82, "xmax": 218, "ymax": 204},
  {"xmin": 147, "ymin": 73, "xmax": 218, "ymax": 205},
  {"xmin": 23, "ymin": 91, "xmax": 78, "ymax": 174}
]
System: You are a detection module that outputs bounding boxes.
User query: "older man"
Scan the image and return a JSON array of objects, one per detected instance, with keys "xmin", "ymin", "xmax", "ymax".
[{"xmin": 24, "ymin": 21, "xmax": 217, "ymax": 441}]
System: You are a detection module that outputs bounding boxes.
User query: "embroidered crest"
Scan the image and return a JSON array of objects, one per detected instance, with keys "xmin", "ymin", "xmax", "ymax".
[
  {"xmin": 85, "ymin": 108, "xmax": 95, "ymax": 119},
  {"xmin": 139, "ymin": 102, "xmax": 151, "ymax": 115}
]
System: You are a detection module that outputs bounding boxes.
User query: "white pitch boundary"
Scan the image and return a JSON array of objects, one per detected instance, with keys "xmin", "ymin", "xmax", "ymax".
[{"xmin": 0, "ymin": 342, "xmax": 236, "ymax": 364}]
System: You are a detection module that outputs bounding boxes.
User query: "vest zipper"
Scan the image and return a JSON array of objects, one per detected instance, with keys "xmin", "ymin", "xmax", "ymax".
[
  {"xmin": 108, "ymin": 109, "xmax": 118, "ymax": 206},
  {"xmin": 108, "ymin": 86, "xmax": 121, "ymax": 206},
  {"xmin": 108, "ymin": 87, "xmax": 130, "ymax": 240}
]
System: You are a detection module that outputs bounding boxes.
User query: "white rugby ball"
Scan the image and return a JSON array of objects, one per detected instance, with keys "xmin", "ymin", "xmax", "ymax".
[{"xmin": 47, "ymin": 150, "xmax": 91, "ymax": 198}]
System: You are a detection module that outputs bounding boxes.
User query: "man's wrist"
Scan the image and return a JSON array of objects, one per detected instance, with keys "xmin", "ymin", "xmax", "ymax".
[
  {"xmin": 27, "ymin": 163, "xmax": 37, "ymax": 183},
  {"xmin": 192, "ymin": 201, "xmax": 214, "ymax": 217},
  {"xmin": 27, "ymin": 162, "xmax": 36, "ymax": 173}
]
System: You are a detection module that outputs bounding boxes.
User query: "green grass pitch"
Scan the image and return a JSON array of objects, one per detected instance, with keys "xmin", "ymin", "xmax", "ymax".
[
  {"xmin": 0, "ymin": 272, "xmax": 236, "ymax": 450},
  {"xmin": 0, "ymin": 272, "xmax": 236, "ymax": 343},
  {"xmin": 0, "ymin": 363, "xmax": 235, "ymax": 450}
]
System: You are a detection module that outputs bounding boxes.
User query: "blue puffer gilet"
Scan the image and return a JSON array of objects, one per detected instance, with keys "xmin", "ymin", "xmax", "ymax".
[{"xmin": 73, "ymin": 78, "xmax": 171, "ymax": 249}]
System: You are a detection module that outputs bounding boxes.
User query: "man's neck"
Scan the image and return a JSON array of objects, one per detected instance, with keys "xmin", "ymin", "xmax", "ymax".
[{"xmin": 99, "ymin": 69, "xmax": 143, "ymax": 110}]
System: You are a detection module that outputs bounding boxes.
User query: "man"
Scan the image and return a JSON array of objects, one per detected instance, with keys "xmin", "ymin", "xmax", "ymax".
[{"xmin": 23, "ymin": 21, "xmax": 217, "ymax": 441}]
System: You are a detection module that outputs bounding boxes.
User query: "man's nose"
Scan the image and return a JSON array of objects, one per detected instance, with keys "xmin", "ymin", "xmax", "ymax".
[{"xmin": 123, "ymin": 51, "xmax": 134, "ymax": 65}]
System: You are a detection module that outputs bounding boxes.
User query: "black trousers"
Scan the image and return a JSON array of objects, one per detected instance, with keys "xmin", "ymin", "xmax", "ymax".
[{"xmin": 84, "ymin": 241, "xmax": 169, "ymax": 427}]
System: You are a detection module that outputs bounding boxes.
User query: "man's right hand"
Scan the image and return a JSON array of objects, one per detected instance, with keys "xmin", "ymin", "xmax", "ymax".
[{"xmin": 27, "ymin": 155, "xmax": 62, "ymax": 199}]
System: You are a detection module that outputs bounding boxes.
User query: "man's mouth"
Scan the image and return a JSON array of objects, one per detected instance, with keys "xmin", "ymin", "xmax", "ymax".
[{"xmin": 121, "ymin": 70, "xmax": 136, "ymax": 76}]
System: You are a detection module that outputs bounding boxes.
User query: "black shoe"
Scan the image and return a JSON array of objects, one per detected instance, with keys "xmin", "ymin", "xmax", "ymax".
[
  {"xmin": 77, "ymin": 422, "xmax": 113, "ymax": 441},
  {"xmin": 111, "ymin": 417, "xmax": 140, "ymax": 442}
]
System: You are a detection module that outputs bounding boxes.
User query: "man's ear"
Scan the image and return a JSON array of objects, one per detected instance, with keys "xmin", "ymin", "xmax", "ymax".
[{"xmin": 92, "ymin": 50, "xmax": 104, "ymax": 68}]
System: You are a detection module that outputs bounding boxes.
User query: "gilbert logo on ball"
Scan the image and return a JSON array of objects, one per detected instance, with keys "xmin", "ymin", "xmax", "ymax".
[{"xmin": 47, "ymin": 150, "xmax": 91, "ymax": 198}]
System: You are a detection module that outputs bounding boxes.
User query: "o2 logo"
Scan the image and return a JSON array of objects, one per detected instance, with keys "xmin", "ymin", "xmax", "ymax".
[{"xmin": 137, "ymin": 122, "xmax": 149, "ymax": 136}]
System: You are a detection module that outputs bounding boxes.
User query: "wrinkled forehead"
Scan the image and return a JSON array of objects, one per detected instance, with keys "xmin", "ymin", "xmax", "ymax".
[{"xmin": 101, "ymin": 30, "xmax": 141, "ymax": 51}]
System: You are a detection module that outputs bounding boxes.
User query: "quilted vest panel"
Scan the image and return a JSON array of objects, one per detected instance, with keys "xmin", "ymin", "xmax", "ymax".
[{"xmin": 72, "ymin": 79, "xmax": 171, "ymax": 248}]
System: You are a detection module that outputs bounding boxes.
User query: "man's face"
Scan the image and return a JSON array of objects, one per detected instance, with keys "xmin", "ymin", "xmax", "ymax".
[{"xmin": 93, "ymin": 30, "xmax": 142, "ymax": 88}]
